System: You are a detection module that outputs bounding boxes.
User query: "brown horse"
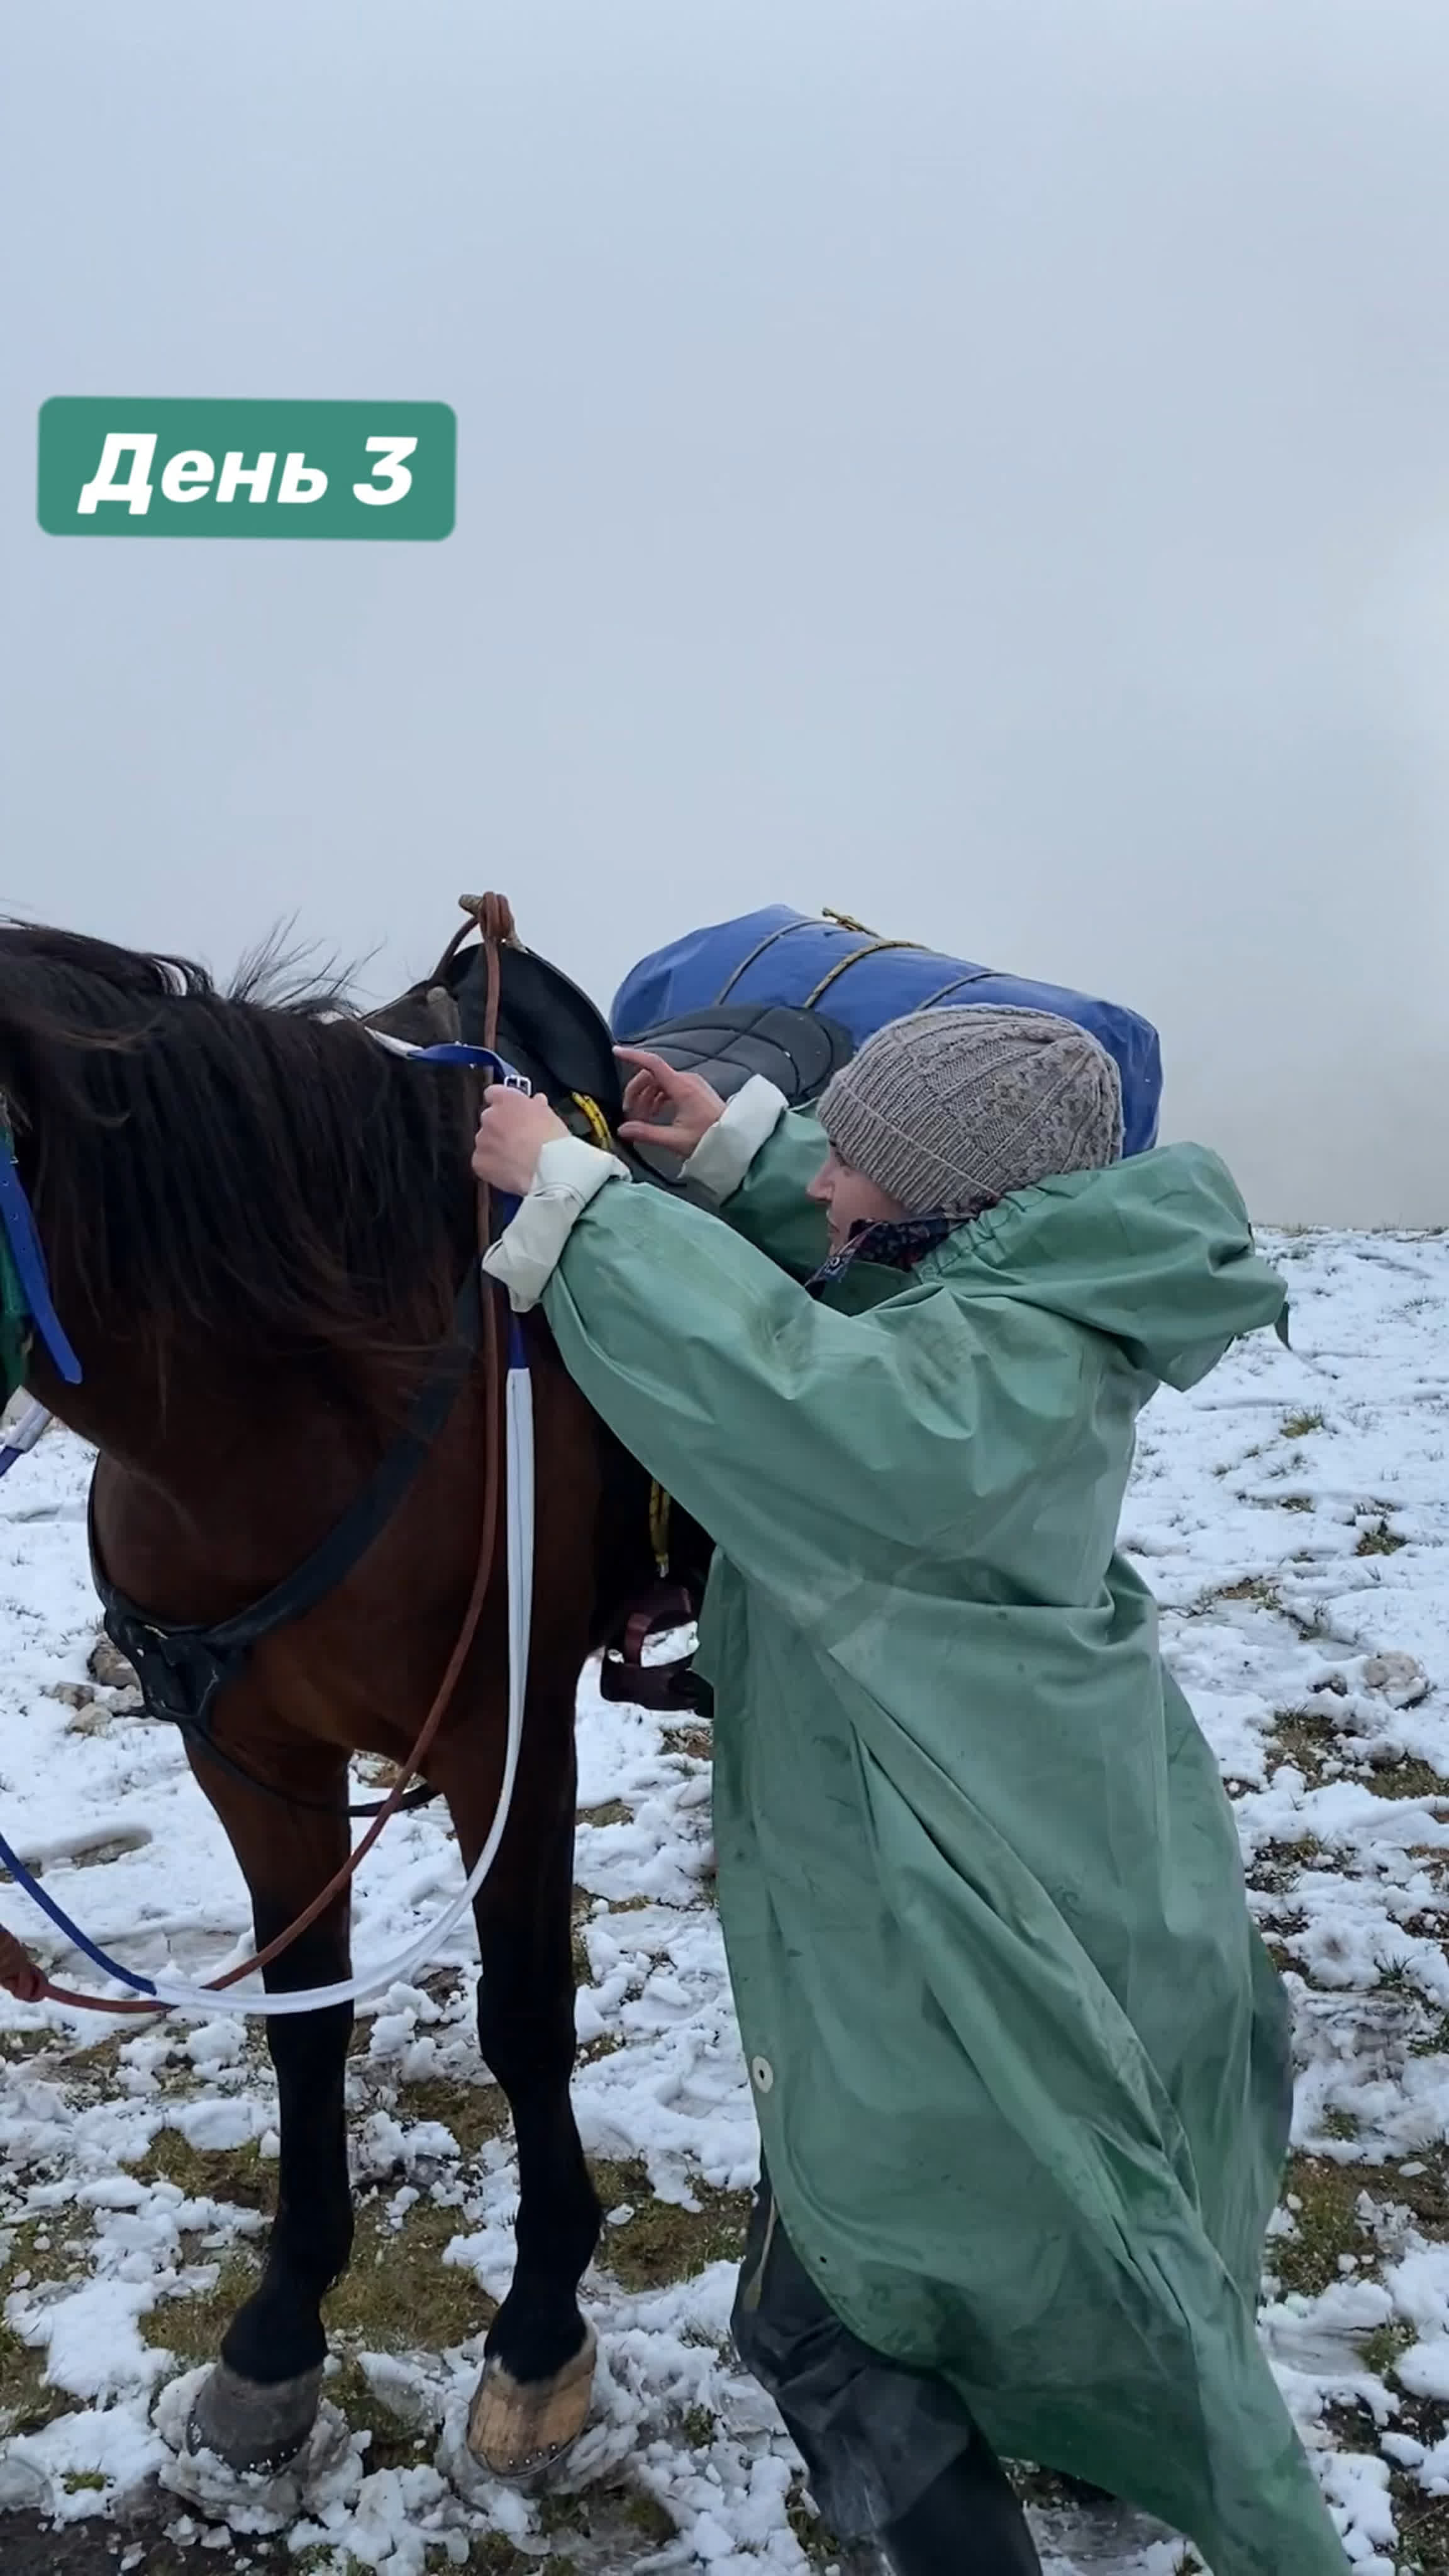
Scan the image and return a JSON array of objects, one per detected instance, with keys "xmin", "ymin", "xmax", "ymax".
[{"xmin": 0, "ymin": 915, "xmax": 709, "ymax": 2482}]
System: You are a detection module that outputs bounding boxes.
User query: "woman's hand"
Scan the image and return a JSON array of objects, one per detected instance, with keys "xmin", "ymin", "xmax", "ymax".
[
  {"xmin": 472, "ymin": 1087, "xmax": 570, "ymax": 1197},
  {"xmin": 614, "ymin": 1048, "xmax": 727, "ymax": 1159}
]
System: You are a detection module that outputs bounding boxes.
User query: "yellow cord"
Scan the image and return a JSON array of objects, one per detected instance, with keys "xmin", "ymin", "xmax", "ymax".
[{"xmin": 571, "ymin": 1091, "xmax": 614, "ymax": 1152}]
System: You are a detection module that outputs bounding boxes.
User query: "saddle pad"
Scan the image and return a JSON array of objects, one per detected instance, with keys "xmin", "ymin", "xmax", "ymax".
[
  {"xmin": 618, "ymin": 1005, "xmax": 853, "ymax": 1187},
  {"xmin": 629, "ymin": 1005, "xmax": 852, "ymax": 1103}
]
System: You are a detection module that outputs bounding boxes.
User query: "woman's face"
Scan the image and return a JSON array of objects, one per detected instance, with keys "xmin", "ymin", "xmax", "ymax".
[{"xmin": 806, "ymin": 1148, "xmax": 908, "ymax": 1254}]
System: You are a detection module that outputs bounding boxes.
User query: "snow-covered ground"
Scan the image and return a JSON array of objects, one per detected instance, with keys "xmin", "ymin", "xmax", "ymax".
[{"xmin": 1, "ymin": 1229, "xmax": 1448, "ymax": 2575}]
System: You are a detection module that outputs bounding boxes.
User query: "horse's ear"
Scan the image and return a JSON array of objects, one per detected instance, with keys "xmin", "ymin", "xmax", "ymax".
[{"xmin": 425, "ymin": 985, "xmax": 462, "ymax": 1044}]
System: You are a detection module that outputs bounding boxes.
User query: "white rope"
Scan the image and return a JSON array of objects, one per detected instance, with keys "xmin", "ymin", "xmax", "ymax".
[
  {"xmin": 0, "ymin": 1397, "xmax": 53, "ymax": 1474},
  {"xmin": 81, "ymin": 1335, "xmax": 533, "ymax": 2021}
]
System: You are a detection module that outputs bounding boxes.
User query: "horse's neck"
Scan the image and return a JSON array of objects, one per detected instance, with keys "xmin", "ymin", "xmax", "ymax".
[{"xmin": 31, "ymin": 1330, "xmax": 391, "ymax": 1585}]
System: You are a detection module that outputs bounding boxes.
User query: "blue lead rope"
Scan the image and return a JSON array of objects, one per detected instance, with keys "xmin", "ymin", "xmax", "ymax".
[
  {"xmin": 0, "ymin": 1823, "xmax": 157, "ymax": 1994},
  {"xmin": 0, "ymin": 1136, "xmax": 82, "ymax": 1384}
]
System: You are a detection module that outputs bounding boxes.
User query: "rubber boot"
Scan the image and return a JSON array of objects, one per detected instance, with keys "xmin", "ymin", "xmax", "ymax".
[{"xmin": 878, "ymin": 2440, "xmax": 1043, "ymax": 2575}]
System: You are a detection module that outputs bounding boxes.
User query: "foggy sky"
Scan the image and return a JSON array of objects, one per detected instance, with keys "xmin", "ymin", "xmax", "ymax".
[{"xmin": 3, "ymin": 0, "xmax": 1448, "ymax": 1225}]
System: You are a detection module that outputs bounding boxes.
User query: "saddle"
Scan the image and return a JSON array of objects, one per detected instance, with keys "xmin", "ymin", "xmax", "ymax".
[
  {"xmin": 370, "ymin": 897, "xmax": 852, "ymax": 1173},
  {"xmin": 372, "ymin": 899, "xmax": 856, "ymax": 1714}
]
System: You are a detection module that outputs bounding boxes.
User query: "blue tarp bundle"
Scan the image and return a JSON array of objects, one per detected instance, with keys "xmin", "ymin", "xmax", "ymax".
[{"xmin": 612, "ymin": 906, "xmax": 1163, "ymax": 1157}]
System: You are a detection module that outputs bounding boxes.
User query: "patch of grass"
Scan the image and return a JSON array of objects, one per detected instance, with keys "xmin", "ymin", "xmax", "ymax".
[
  {"xmin": 623, "ymin": 2489, "xmax": 677, "ymax": 2547},
  {"xmin": 1270, "ymin": 2157, "xmax": 1372, "ymax": 2299},
  {"xmin": 786, "ymin": 2472, "xmax": 849, "ymax": 2567},
  {"xmin": 1394, "ymin": 2490, "xmax": 1449, "ymax": 2575},
  {"xmin": 1209, "ymin": 1576, "xmax": 1284, "ymax": 1611},
  {"xmin": 464, "ymin": 2540, "xmax": 558, "ymax": 2575},
  {"xmin": 142, "ymin": 2188, "xmax": 491, "ymax": 2375},
  {"xmin": 386, "ymin": 2072, "xmax": 510, "ymax": 2159},
  {"xmin": 538, "ymin": 2480, "xmax": 675, "ymax": 2550},
  {"xmin": 0, "ymin": 2025, "xmax": 57, "ymax": 2063},
  {"xmin": 662, "ymin": 1724, "xmax": 713, "ymax": 1761},
  {"xmin": 1387, "ymin": 2148, "xmax": 1449, "ymax": 2233},
  {"xmin": 1281, "ymin": 1410, "xmax": 1326, "ymax": 1439},
  {"xmin": 327, "ymin": 2194, "xmax": 488, "ymax": 2352},
  {"xmin": 589, "ymin": 2158, "xmax": 752, "ymax": 2292},
  {"xmin": 1248, "ymin": 1835, "xmax": 1326, "ymax": 1897},
  {"xmin": 679, "ymin": 2402, "xmax": 719, "ymax": 2449},
  {"xmin": 325, "ymin": 2357, "xmax": 432, "ymax": 2475},
  {"xmin": 1359, "ymin": 2318, "xmax": 1414, "ymax": 2380},
  {"xmin": 0, "ymin": 2213, "xmax": 94, "ymax": 2434},
  {"xmin": 1368, "ymin": 1758, "xmax": 1449, "ymax": 1804},
  {"xmin": 0, "ymin": 2318, "xmax": 68, "ymax": 2437},
  {"xmin": 142, "ymin": 2250, "xmax": 258, "ymax": 2367},
  {"xmin": 577, "ymin": 1801, "xmax": 631, "ymax": 1829},
  {"xmin": 569, "ymin": 1884, "xmax": 603, "ymax": 1987},
  {"xmin": 460, "ymin": 2486, "xmax": 669, "ymax": 2573},
  {"xmin": 1268, "ymin": 1712, "xmax": 1340, "ymax": 1785},
  {"xmin": 132, "ymin": 2128, "xmax": 272, "ymax": 2212},
  {"xmin": 64, "ymin": 2026, "xmax": 140, "ymax": 2079},
  {"xmin": 1357, "ymin": 1519, "xmax": 1407, "ymax": 1557},
  {"xmin": 578, "ymin": 2031, "xmax": 625, "ymax": 2067}
]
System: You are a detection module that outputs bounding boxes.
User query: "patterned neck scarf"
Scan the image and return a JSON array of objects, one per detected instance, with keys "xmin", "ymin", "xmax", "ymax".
[{"xmin": 806, "ymin": 1208, "xmax": 975, "ymax": 1296}]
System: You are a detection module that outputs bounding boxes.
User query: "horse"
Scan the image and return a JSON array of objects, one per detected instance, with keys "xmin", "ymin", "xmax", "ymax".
[{"xmin": 0, "ymin": 911, "xmax": 712, "ymax": 2484}]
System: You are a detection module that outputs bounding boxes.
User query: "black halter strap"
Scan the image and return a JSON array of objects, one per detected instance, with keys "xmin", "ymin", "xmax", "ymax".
[{"xmin": 87, "ymin": 1269, "xmax": 483, "ymax": 1818}]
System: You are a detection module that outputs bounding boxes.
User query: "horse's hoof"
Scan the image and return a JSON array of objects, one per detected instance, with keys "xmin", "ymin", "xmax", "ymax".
[
  {"xmin": 465, "ymin": 2324, "xmax": 597, "ymax": 2482},
  {"xmin": 186, "ymin": 2360, "xmax": 324, "ymax": 2475}
]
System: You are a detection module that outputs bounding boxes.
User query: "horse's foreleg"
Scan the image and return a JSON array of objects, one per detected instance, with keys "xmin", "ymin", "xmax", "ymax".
[
  {"xmin": 184, "ymin": 1755, "xmax": 355, "ymax": 2475},
  {"xmin": 445, "ymin": 1707, "xmax": 601, "ymax": 2480}
]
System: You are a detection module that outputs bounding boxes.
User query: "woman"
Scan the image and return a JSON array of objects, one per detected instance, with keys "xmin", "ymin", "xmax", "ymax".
[{"xmin": 472, "ymin": 1005, "xmax": 1349, "ymax": 2576}]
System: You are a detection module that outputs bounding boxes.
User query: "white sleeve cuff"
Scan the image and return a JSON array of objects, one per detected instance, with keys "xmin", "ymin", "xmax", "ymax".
[
  {"xmin": 680, "ymin": 1075, "xmax": 788, "ymax": 1201},
  {"xmin": 481, "ymin": 1134, "xmax": 630, "ymax": 1312}
]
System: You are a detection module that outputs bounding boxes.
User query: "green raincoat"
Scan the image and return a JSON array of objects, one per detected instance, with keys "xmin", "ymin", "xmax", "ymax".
[{"xmin": 530, "ymin": 1111, "xmax": 1350, "ymax": 2575}]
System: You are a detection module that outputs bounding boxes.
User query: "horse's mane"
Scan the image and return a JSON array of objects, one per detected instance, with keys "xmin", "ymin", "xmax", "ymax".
[{"xmin": 0, "ymin": 921, "xmax": 477, "ymax": 1386}]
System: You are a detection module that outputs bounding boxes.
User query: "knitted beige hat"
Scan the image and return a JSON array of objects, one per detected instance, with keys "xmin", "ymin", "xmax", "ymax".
[{"xmin": 816, "ymin": 1005, "xmax": 1124, "ymax": 1216}]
